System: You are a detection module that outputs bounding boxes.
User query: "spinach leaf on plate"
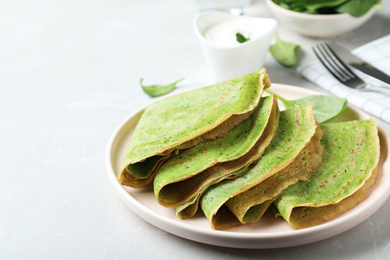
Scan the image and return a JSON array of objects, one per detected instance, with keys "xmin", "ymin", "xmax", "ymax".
[{"xmin": 267, "ymin": 90, "xmax": 348, "ymax": 123}]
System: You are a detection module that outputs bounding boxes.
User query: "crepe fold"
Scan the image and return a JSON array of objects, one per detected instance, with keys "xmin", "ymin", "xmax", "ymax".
[
  {"xmin": 119, "ymin": 69, "xmax": 271, "ymax": 188},
  {"xmin": 224, "ymin": 120, "xmax": 324, "ymax": 226},
  {"xmin": 273, "ymin": 118, "xmax": 380, "ymax": 230},
  {"xmin": 153, "ymin": 94, "xmax": 279, "ymax": 218},
  {"xmin": 200, "ymin": 104, "xmax": 321, "ymax": 230}
]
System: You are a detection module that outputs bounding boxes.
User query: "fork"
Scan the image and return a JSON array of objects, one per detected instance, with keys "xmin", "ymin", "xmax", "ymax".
[
  {"xmin": 312, "ymin": 42, "xmax": 367, "ymax": 89},
  {"xmin": 312, "ymin": 42, "xmax": 390, "ymax": 95}
]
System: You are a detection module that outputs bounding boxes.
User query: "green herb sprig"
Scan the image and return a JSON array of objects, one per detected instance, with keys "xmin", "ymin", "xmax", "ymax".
[{"xmin": 236, "ymin": 33, "xmax": 250, "ymax": 43}]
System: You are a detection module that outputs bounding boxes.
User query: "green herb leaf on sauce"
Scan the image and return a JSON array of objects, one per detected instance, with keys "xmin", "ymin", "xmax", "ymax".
[
  {"xmin": 269, "ymin": 34, "xmax": 300, "ymax": 67},
  {"xmin": 140, "ymin": 78, "xmax": 184, "ymax": 97},
  {"xmin": 267, "ymin": 90, "xmax": 348, "ymax": 123},
  {"xmin": 236, "ymin": 33, "xmax": 250, "ymax": 43}
]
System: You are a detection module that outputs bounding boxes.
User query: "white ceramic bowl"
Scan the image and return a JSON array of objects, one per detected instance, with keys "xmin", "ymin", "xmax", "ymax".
[
  {"xmin": 266, "ymin": 0, "xmax": 375, "ymax": 39},
  {"xmin": 193, "ymin": 11, "xmax": 277, "ymax": 82}
]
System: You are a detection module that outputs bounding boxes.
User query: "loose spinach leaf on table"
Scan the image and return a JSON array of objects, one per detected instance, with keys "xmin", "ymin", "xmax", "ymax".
[
  {"xmin": 269, "ymin": 34, "xmax": 300, "ymax": 67},
  {"xmin": 140, "ymin": 78, "xmax": 184, "ymax": 97},
  {"xmin": 267, "ymin": 90, "xmax": 348, "ymax": 123}
]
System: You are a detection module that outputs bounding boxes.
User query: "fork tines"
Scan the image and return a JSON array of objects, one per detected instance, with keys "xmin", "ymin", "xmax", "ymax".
[{"xmin": 312, "ymin": 42, "xmax": 366, "ymax": 89}]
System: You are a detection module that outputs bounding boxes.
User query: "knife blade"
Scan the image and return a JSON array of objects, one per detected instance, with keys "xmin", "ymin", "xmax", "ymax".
[{"xmin": 328, "ymin": 41, "xmax": 390, "ymax": 85}]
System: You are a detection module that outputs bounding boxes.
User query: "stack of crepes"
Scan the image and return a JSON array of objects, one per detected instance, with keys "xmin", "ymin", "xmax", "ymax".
[{"xmin": 119, "ymin": 69, "xmax": 380, "ymax": 230}]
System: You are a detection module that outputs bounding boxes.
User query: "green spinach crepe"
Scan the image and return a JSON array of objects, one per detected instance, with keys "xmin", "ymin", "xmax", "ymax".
[
  {"xmin": 200, "ymin": 104, "xmax": 320, "ymax": 230},
  {"xmin": 273, "ymin": 118, "xmax": 380, "ymax": 230},
  {"xmin": 225, "ymin": 121, "xmax": 324, "ymax": 225},
  {"xmin": 153, "ymin": 95, "xmax": 279, "ymax": 217},
  {"xmin": 119, "ymin": 69, "xmax": 270, "ymax": 188},
  {"xmin": 176, "ymin": 96, "xmax": 279, "ymax": 219}
]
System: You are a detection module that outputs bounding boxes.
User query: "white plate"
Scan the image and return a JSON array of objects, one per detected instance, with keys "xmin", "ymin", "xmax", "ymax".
[{"xmin": 106, "ymin": 83, "xmax": 390, "ymax": 249}]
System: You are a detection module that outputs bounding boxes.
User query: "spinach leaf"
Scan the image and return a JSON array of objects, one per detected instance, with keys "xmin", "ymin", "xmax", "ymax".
[
  {"xmin": 272, "ymin": 0, "xmax": 379, "ymax": 16},
  {"xmin": 269, "ymin": 34, "xmax": 300, "ymax": 67},
  {"xmin": 140, "ymin": 78, "xmax": 184, "ymax": 97},
  {"xmin": 273, "ymin": 0, "xmax": 346, "ymax": 13},
  {"xmin": 292, "ymin": 0, "xmax": 347, "ymax": 10},
  {"xmin": 236, "ymin": 33, "xmax": 250, "ymax": 43},
  {"xmin": 267, "ymin": 90, "xmax": 348, "ymax": 123},
  {"xmin": 336, "ymin": 0, "xmax": 379, "ymax": 17}
]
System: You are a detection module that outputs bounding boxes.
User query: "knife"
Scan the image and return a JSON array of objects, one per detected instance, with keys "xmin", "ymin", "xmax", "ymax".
[{"xmin": 327, "ymin": 41, "xmax": 390, "ymax": 85}]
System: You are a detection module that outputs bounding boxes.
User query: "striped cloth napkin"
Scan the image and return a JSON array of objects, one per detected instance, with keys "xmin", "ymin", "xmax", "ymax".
[{"xmin": 298, "ymin": 34, "xmax": 390, "ymax": 124}]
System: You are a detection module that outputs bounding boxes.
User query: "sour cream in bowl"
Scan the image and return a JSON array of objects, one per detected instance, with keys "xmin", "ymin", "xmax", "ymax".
[{"xmin": 194, "ymin": 11, "xmax": 277, "ymax": 82}]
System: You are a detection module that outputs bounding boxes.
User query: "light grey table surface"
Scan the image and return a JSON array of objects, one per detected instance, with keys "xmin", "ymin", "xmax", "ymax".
[{"xmin": 1, "ymin": 0, "xmax": 390, "ymax": 259}]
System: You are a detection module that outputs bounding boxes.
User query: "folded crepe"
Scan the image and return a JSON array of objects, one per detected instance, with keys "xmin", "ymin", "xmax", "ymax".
[
  {"xmin": 273, "ymin": 118, "xmax": 380, "ymax": 230},
  {"xmin": 176, "ymin": 96, "xmax": 279, "ymax": 219},
  {"xmin": 119, "ymin": 69, "xmax": 271, "ymax": 188},
  {"xmin": 224, "ymin": 120, "xmax": 324, "ymax": 226},
  {"xmin": 153, "ymin": 94, "xmax": 279, "ymax": 217},
  {"xmin": 200, "ymin": 104, "xmax": 320, "ymax": 230}
]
